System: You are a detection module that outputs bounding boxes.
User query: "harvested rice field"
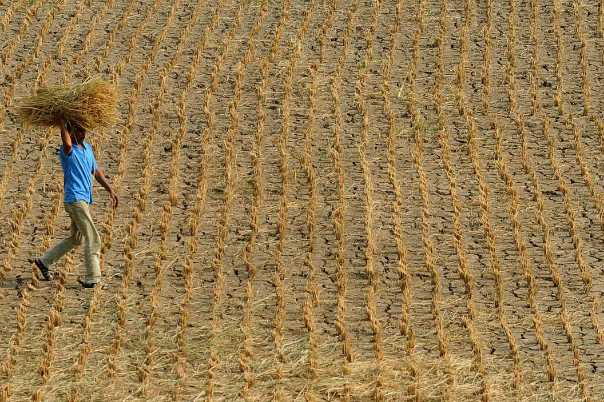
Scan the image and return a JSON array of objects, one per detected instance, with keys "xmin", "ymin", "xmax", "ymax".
[{"xmin": 0, "ymin": 0, "xmax": 603, "ymax": 400}]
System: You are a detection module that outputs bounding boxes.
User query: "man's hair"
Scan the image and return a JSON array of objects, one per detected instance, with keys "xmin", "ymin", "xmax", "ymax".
[{"xmin": 66, "ymin": 121, "xmax": 85, "ymax": 135}]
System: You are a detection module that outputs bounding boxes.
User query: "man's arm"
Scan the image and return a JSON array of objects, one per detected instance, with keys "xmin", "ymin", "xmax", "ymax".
[
  {"xmin": 94, "ymin": 169, "xmax": 118, "ymax": 208},
  {"xmin": 60, "ymin": 122, "xmax": 72, "ymax": 155}
]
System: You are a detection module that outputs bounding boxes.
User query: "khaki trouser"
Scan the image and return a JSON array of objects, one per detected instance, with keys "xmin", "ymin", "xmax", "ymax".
[{"xmin": 41, "ymin": 201, "xmax": 101, "ymax": 284}]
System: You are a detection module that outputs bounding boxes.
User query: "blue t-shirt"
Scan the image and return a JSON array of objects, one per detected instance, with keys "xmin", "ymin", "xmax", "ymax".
[{"xmin": 58, "ymin": 141, "xmax": 97, "ymax": 204}]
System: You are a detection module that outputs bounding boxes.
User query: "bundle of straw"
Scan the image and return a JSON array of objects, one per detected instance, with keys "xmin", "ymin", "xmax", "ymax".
[{"xmin": 15, "ymin": 78, "xmax": 117, "ymax": 131}]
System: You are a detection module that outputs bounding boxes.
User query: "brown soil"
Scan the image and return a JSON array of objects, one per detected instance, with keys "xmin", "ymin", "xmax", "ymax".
[{"xmin": 0, "ymin": 0, "xmax": 603, "ymax": 401}]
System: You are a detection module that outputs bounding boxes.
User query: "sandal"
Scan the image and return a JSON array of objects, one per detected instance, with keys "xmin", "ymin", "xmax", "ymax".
[
  {"xmin": 77, "ymin": 279, "xmax": 97, "ymax": 289},
  {"xmin": 30, "ymin": 258, "xmax": 50, "ymax": 281}
]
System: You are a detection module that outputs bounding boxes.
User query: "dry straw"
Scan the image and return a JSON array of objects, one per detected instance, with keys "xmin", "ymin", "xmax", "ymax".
[{"xmin": 15, "ymin": 78, "xmax": 117, "ymax": 131}]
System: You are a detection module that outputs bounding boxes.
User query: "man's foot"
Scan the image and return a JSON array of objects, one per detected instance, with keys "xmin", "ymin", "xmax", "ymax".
[
  {"xmin": 77, "ymin": 279, "xmax": 98, "ymax": 289},
  {"xmin": 30, "ymin": 258, "xmax": 50, "ymax": 281}
]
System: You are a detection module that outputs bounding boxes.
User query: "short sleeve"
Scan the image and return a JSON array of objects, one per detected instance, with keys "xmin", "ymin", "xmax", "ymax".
[{"xmin": 59, "ymin": 145, "xmax": 72, "ymax": 158}]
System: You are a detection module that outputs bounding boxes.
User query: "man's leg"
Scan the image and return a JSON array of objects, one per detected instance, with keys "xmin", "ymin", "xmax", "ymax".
[
  {"xmin": 70, "ymin": 201, "xmax": 101, "ymax": 284},
  {"xmin": 40, "ymin": 208, "xmax": 82, "ymax": 270}
]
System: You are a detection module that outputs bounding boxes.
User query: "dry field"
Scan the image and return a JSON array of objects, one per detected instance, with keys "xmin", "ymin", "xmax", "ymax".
[{"xmin": 0, "ymin": 0, "xmax": 603, "ymax": 400}]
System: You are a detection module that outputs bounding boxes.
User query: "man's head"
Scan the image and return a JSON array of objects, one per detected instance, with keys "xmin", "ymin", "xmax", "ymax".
[{"xmin": 66, "ymin": 121, "xmax": 86, "ymax": 144}]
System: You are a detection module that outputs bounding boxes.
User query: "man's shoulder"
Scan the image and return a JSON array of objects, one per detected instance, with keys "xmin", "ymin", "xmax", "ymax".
[{"xmin": 83, "ymin": 141, "xmax": 95, "ymax": 153}]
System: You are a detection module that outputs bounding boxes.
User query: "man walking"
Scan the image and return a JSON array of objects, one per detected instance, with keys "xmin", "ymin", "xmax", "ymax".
[{"xmin": 32, "ymin": 121, "xmax": 118, "ymax": 288}]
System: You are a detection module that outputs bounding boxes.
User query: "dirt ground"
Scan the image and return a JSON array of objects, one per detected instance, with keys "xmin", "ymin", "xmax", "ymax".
[{"xmin": 0, "ymin": 0, "xmax": 603, "ymax": 400}]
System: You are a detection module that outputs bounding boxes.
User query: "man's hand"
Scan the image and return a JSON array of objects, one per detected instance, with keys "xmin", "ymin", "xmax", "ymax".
[
  {"xmin": 109, "ymin": 190, "xmax": 118, "ymax": 209},
  {"xmin": 94, "ymin": 169, "xmax": 118, "ymax": 209}
]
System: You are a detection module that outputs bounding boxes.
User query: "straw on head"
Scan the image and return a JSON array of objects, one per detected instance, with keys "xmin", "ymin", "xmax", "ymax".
[{"xmin": 15, "ymin": 78, "xmax": 117, "ymax": 131}]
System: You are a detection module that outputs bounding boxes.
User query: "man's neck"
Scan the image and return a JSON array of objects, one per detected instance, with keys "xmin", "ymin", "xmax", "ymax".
[{"xmin": 71, "ymin": 135, "xmax": 85, "ymax": 148}]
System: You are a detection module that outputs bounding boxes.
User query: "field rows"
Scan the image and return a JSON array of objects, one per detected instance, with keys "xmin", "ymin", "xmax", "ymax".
[{"xmin": 0, "ymin": 0, "xmax": 603, "ymax": 400}]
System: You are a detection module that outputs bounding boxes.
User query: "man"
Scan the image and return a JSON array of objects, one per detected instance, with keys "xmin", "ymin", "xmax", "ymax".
[{"xmin": 32, "ymin": 121, "xmax": 118, "ymax": 288}]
